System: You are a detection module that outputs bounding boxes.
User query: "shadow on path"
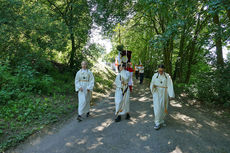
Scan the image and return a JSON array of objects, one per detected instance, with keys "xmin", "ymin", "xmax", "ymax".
[{"xmin": 8, "ymin": 78, "xmax": 230, "ymax": 153}]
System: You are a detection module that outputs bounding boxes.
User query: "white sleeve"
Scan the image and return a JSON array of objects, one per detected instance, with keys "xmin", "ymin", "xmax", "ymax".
[
  {"xmin": 150, "ymin": 75, "xmax": 155, "ymax": 93},
  {"xmin": 75, "ymin": 72, "xmax": 81, "ymax": 92},
  {"xmin": 167, "ymin": 75, "xmax": 175, "ymax": 98},
  {"xmin": 87, "ymin": 71, "xmax": 95, "ymax": 91},
  {"xmin": 115, "ymin": 74, "xmax": 122, "ymax": 88}
]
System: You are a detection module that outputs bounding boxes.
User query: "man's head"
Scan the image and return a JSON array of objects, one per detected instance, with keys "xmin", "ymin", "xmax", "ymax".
[
  {"xmin": 158, "ymin": 64, "xmax": 165, "ymax": 75},
  {"xmin": 81, "ymin": 61, "xmax": 87, "ymax": 69}
]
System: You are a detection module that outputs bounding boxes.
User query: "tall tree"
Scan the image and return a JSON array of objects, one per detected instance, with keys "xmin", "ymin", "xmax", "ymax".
[
  {"xmin": 213, "ymin": 11, "xmax": 224, "ymax": 67},
  {"xmin": 43, "ymin": 0, "xmax": 92, "ymax": 68}
]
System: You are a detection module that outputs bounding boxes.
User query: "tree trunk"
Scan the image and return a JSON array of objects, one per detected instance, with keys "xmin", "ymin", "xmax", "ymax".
[
  {"xmin": 68, "ymin": 5, "xmax": 76, "ymax": 68},
  {"xmin": 69, "ymin": 27, "xmax": 76, "ymax": 68},
  {"xmin": 185, "ymin": 40, "xmax": 196, "ymax": 83},
  {"xmin": 168, "ymin": 36, "xmax": 173, "ymax": 76},
  {"xmin": 185, "ymin": 10, "xmax": 205, "ymax": 83},
  {"xmin": 185, "ymin": 25, "xmax": 199, "ymax": 83},
  {"xmin": 222, "ymin": 0, "xmax": 230, "ymax": 20},
  {"xmin": 213, "ymin": 12, "xmax": 224, "ymax": 67},
  {"xmin": 163, "ymin": 39, "xmax": 173, "ymax": 76},
  {"xmin": 173, "ymin": 26, "xmax": 186, "ymax": 81},
  {"xmin": 163, "ymin": 47, "xmax": 170, "ymax": 74}
]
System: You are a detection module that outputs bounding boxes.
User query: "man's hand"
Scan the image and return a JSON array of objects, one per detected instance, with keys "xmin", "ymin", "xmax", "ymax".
[
  {"xmin": 80, "ymin": 87, "xmax": 83, "ymax": 92},
  {"xmin": 153, "ymin": 85, "xmax": 157, "ymax": 88}
]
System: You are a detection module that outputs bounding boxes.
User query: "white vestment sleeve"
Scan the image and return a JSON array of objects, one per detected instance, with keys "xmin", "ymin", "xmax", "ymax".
[
  {"xmin": 150, "ymin": 74, "xmax": 157, "ymax": 93},
  {"xmin": 75, "ymin": 72, "xmax": 81, "ymax": 92},
  {"xmin": 115, "ymin": 74, "xmax": 122, "ymax": 88},
  {"xmin": 87, "ymin": 71, "xmax": 94, "ymax": 91},
  {"xmin": 150, "ymin": 75, "xmax": 154, "ymax": 93},
  {"xmin": 167, "ymin": 75, "xmax": 175, "ymax": 98},
  {"xmin": 125, "ymin": 71, "xmax": 130, "ymax": 83}
]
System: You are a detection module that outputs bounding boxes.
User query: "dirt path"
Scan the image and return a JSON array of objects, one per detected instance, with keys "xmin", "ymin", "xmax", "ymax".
[{"xmin": 8, "ymin": 79, "xmax": 230, "ymax": 153}]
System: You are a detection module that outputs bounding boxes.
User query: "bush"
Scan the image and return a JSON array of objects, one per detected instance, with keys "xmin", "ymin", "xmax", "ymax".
[
  {"xmin": 0, "ymin": 59, "xmax": 54, "ymax": 105},
  {"xmin": 0, "ymin": 58, "xmax": 75, "ymax": 151},
  {"xmin": 185, "ymin": 63, "xmax": 230, "ymax": 107}
]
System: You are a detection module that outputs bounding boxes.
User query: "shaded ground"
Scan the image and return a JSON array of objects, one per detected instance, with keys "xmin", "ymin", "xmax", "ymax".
[{"xmin": 7, "ymin": 78, "xmax": 230, "ymax": 153}]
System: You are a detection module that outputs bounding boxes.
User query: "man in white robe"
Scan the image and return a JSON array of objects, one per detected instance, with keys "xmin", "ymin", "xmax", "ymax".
[
  {"xmin": 75, "ymin": 61, "xmax": 94, "ymax": 122},
  {"xmin": 150, "ymin": 64, "xmax": 174, "ymax": 130},
  {"xmin": 115, "ymin": 64, "xmax": 131, "ymax": 122}
]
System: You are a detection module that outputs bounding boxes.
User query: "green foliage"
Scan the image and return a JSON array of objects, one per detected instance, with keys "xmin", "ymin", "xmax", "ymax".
[
  {"xmin": 0, "ymin": 54, "xmax": 115, "ymax": 152},
  {"xmin": 104, "ymin": 0, "xmax": 230, "ymax": 107},
  {"xmin": 85, "ymin": 43, "xmax": 106, "ymax": 60},
  {"xmin": 175, "ymin": 60, "xmax": 230, "ymax": 107},
  {"xmin": 186, "ymin": 63, "xmax": 230, "ymax": 107},
  {"xmin": 0, "ymin": 93, "xmax": 76, "ymax": 152},
  {"xmin": 94, "ymin": 75, "xmax": 113, "ymax": 93},
  {"xmin": 0, "ymin": 0, "xmax": 229, "ymax": 151},
  {"xmin": 117, "ymin": 44, "xmax": 124, "ymax": 51},
  {"xmin": 0, "ymin": 58, "xmax": 76, "ymax": 151},
  {"xmin": 0, "ymin": 0, "xmax": 117, "ymax": 151},
  {"xmin": 0, "ymin": 60, "xmax": 53, "ymax": 105},
  {"xmin": 92, "ymin": 0, "xmax": 134, "ymax": 33},
  {"xmin": 104, "ymin": 48, "xmax": 118, "ymax": 63}
]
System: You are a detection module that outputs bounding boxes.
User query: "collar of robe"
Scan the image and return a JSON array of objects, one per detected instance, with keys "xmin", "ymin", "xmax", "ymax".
[
  {"xmin": 156, "ymin": 72, "xmax": 167, "ymax": 79},
  {"xmin": 81, "ymin": 69, "xmax": 88, "ymax": 72},
  {"xmin": 81, "ymin": 69, "xmax": 89, "ymax": 80},
  {"xmin": 156, "ymin": 72, "xmax": 167, "ymax": 84}
]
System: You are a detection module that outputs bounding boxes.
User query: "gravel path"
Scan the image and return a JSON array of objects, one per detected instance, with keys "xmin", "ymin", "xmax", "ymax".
[{"xmin": 8, "ymin": 79, "xmax": 230, "ymax": 153}]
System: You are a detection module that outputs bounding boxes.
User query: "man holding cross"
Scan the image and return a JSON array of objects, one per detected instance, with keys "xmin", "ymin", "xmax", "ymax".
[{"xmin": 114, "ymin": 64, "xmax": 131, "ymax": 122}]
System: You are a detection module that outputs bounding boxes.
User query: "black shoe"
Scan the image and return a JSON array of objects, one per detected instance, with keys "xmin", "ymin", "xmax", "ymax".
[
  {"xmin": 115, "ymin": 115, "xmax": 121, "ymax": 122},
  {"xmin": 125, "ymin": 113, "xmax": 131, "ymax": 120},
  {"xmin": 154, "ymin": 125, "xmax": 161, "ymax": 130},
  {"xmin": 86, "ymin": 112, "xmax": 90, "ymax": 117},
  {"xmin": 77, "ymin": 115, "xmax": 83, "ymax": 122}
]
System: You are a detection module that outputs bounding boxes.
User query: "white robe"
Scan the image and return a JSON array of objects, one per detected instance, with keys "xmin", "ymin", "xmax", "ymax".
[
  {"xmin": 150, "ymin": 72, "xmax": 174, "ymax": 126},
  {"xmin": 115, "ymin": 70, "xmax": 130, "ymax": 115},
  {"xmin": 75, "ymin": 69, "xmax": 94, "ymax": 116}
]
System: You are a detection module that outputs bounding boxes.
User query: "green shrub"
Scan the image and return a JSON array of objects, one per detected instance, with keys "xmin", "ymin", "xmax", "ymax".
[
  {"xmin": 184, "ymin": 63, "xmax": 230, "ymax": 107},
  {"xmin": 0, "ymin": 60, "xmax": 55, "ymax": 105}
]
